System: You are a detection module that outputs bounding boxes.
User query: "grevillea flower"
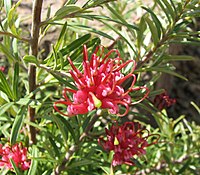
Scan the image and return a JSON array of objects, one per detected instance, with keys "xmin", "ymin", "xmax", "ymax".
[
  {"xmin": 98, "ymin": 122, "xmax": 159, "ymax": 166},
  {"xmin": 154, "ymin": 91, "xmax": 176, "ymax": 110},
  {"xmin": 0, "ymin": 143, "xmax": 30, "ymax": 171},
  {"xmin": 54, "ymin": 45, "xmax": 149, "ymax": 117}
]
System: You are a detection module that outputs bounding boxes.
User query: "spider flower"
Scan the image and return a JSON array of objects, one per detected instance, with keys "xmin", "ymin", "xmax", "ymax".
[
  {"xmin": 54, "ymin": 45, "xmax": 149, "ymax": 117},
  {"xmin": 0, "ymin": 143, "xmax": 30, "ymax": 171},
  {"xmin": 98, "ymin": 122, "xmax": 159, "ymax": 166},
  {"xmin": 154, "ymin": 91, "xmax": 176, "ymax": 110}
]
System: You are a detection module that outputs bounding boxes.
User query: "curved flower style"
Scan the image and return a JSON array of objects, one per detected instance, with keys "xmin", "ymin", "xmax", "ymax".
[
  {"xmin": 54, "ymin": 45, "xmax": 149, "ymax": 117},
  {"xmin": 0, "ymin": 142, "xmax": 30, "ymax": 171},
  {"xmin": 98, "ymin": 122, "xmax": 159, "ymax": 167},
  {"xmin": 154, "ymin": 91, "xmax": 176, "ymax": 111}
]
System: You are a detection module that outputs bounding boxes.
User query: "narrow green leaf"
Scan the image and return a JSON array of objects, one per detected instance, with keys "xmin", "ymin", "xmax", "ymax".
[
  {"xmin": 70, "ymin": 24, "xmax": 114, "ymax": 40},
  {"xmin": 24, "ymin": 120, "xmax": 47, "ymax": 132},
  {"xmin": 177, "ymin": 3, "xmax": 182, "ymax": 14},
  {"xmin": 58, "ymin": 51, "xmax": 64, "ymax": 69},
  {"xmin": 142, "ymin": 6, "xmax": 163, "ymax": 38},
  {"xmin": 10, "ymin": 106, "xmax": 26, "ymax": 145},
  {"xmin": 57, "ymin": 116, "xmax": 77, "ymax": 143},
  {"xmin": 7, "ymin": 0, "xmax": 22, "ymax": 35},
  {"xmin": 0, "ymin": 43, "xmax": 15, "ymax": 62},
  {"xmin": 156, "ymin": 0, "xmax": 172, "ymax": 23},
  {"xmin": 149, "ymin": 89, "xmax": 165, "ymax": 97},
  {"xmin": 161, "ymin": 0, "xmax": 176, "ymax": 20},
  {"xmin": 132, "ymin": 158, "xmax": 142, "ymax": 168},
  {"xmin": 79, "ymin": 14, "xmax": 138, "ymax": 30},
  {"xmin": 191, "ymin": 101, "xmax": 200, "ymax": 114},
  {"xmin": 163, "ymin": 55, "xmax": 195, "ymax": 62},
  {"xmin": 137, "ymin": 16, "xmax": 147, "ymax": 48},
  {"xmin": 10, "ymin": 158, "xmax": 22, "ymax": 175},
  {"xmin": 170, "ymin": 40, "xmax": 200, "ymax": 46},
  {"xmin": 169, "ymin": 0, "xmax": 177, "ymax": 15},
  {"xmin": 54, "ymin": 22, "xmax": 68, "ymax": 51},
  {"xmin": 173, "ymin": 115, "xmax": 185, "ymax": 126},
  {"xmin": 4, "ymin": 0, "xmax": 11, "ymax": 14},
  {"xmin": 16, "ymin": 98, "xmax": 35, "ymax": 106},
  {"xmin": 67, "ymin": 160, "xmax": 93, "ymax": 169},
  {"xmin": 183, "ymin": 10, "xmax": 200, "ymax": 17},
  {"xmin": 0, "ymin": 70, "xmax": 14, "ymax": 100},
  {"xmin": 163, "ymin": 152, "xmax": 171, "ymax": 164},
  {"xmin": 1, "ymin": 123, "xmax": 12, "ymax": 138},
  {"xmin": 28, "ymin": 146, "xmax": 39, "ymax": 175},
  {"xmin": 178, "ymin": 158, "xmax": 191, "ymax": 174},
  {"xmin": 98, "ymin": 19, "xmax": 137, "ymax": 55},
  {"xmin": 13, "ymin": 62, "xmax": 19, "ymax": 100},
  {"xmin": 66, "ymin": 0, "xmax": 78, "ymax": 5},
  {"xmin": 137, "ymin": 67, "xmax": 188, "ymax": 81},
  {"xmin": 60, "ymin": 33, "xmax": 91, "ymax": 56},
  {"xmin": 70, "ymin": 37, "xmax": 101, "ymax": 61},
  {"xmin": 106, "ymin": 4, "xmax": 138, "ymax": 33},
  {"xmin": 100, "ymin": 166, "xmax": 110, "ymax": 175},
  {"xmin": 0, "ymin": 102, "xmax": 14, "ymax": 116},
  {"xmin": 52, "ymin": 45, "xmax": 58, "ymax": 70},
  {"xmin": 45, "ymin": 23, "xmax": 74, "ymax": 65},
  {"xmin": 145, "ymin": 17, "xmax": 159, "ymax": 46},
  {"xmin": 23, "ymin": 55, "xmax": 39, "ymax": 65},
  {"xmin": 48, "ymin": 136, "xmax": 60, "ymax": 158},
  {"xmin": 54, "ymin": 5, "xmax": 81, "ymax": 20},
  {"xmin": 82, "ymin": 115, "xmax": 92, "ymax": 131},
  {"xmin": 50, "ymin": 71, "xmax": 75, "ymax": 88},
  {"xmin": 52, "ymin": 115, "xmax": 68, "ymax": 144},
  {"xmin": 145, "ymin": 73, "xmax": 162, "ymax": 88},
  {"xmin": 27, "ymin": 157, "xmax": 57, "ymax": 163}
]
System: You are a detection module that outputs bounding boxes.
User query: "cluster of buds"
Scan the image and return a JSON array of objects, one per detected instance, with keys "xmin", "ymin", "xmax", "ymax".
[
  {"xmin": 98, "ymin": 122, "xmax": 159, "ymax": 166},
  {"xmin": 0, "ymin": 142, "xmax": 30, "ymax": 171},
  {"xmin": 154, "ymin": 91, "xmax": 176, "ymax": 111},
  {"xmin": 54, "ymin": 45, "xmax": 149, "ymax": 117}
]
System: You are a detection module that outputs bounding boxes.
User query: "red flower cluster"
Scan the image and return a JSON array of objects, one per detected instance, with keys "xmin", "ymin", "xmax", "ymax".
[
  {"xmin": 54, "ymin": 45, "xmax": 149, "ymax": 117},
  {"xmin": 154, "ymin": 91, "xmax": 176, "ymax": 110},
  {"xmin": 98, "ymin": 122, "xmax": 159, "ymax": 166},
  {"xmin": 0, "ymin": 143, "xmax": 30, "ymax": 171}
]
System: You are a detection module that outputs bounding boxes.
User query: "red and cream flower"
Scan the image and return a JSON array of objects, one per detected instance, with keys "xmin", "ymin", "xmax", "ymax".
[{"xmin": 54, "ymin": 45, "xmax": 149, "ymax": 117}]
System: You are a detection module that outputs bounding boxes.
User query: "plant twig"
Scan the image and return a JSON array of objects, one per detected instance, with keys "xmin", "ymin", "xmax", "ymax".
[
  {"xmin": 29, "ymin": 0, "xmax": 43, "ymax": 144},
  {"xmin": 38, "ymin": 64, "xmax": 69, "ymax": 77},
  {"xmin": 0, "ymin": 31, "xmax": 30, "ymax": 42},
  {"xmin": 136, "ymin": 0, "xmax": 191, "ymax": 70},
  {"xmin": 54, "ymin": 114, "xmax": 99, "ymax": 175}
]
